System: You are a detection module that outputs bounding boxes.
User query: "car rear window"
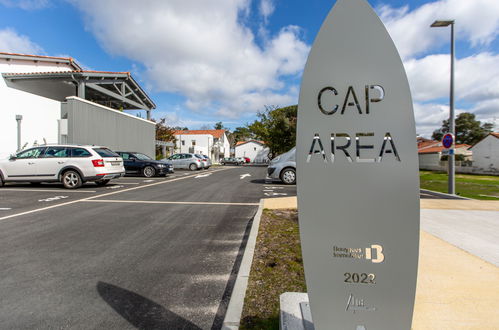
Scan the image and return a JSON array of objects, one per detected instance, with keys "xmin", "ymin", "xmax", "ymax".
[
  {"xmin": 93, "ymin": 148, "xmax": 120, "ymax": 158},
  {"xmin": 70, "ymin": 148, "xmax": 91, "ymax": 158}
]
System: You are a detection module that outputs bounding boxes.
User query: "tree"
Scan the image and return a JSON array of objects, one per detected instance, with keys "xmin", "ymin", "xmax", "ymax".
[
  {"xmin": 232, "ymin": 126, "xmax": 253, "ymax": 143},
  {"xmin": 153, "ymin": 118, "xmax": 176, "ymax": 158},
  {"xmin": 214, "ymin": 121, "xmax": 227, "ymax": 130},
  {"xmin": 432, "ymin": 112, "xmax": 493, "ymax": 145},
  {"xmin": 248, "ymin": 105, "xmax": 297, "ymax": 157}
]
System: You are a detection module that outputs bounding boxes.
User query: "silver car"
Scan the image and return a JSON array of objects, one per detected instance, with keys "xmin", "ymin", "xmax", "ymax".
[
  {"xmin": 266, "ymin": 147, "xmax": 296, "ymax": 185},
  {"xmin": 195, "ymin": 154, "xmax": 211, "ymax": 169},
  {"xmin": 165, "ymin": 153, "xmax": 203, "ymax": 171}
]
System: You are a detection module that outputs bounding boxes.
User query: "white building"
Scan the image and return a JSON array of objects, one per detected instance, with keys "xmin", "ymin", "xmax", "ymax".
[
  {"xmin": 470, "ymin": 133, "xmax": 499, "ymax": 174},
  {"xmin": 174, "ymin": 129, "xmax": 230, "ymax": 163},
  {"xmin": 0, "ymin": 53, "xmax": 79, "ymax": 158},
  {"xmin": 0, "ymin": 52, "xmax": 155, "ymax": 159},
  {"xmin": 235, "ymin": 140, "xmax": 269, "ymax": 163}
]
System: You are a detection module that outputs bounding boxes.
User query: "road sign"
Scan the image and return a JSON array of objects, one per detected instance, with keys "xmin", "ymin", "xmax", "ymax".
[
  {"xmin": 442, "ymin": 133, "xmax": 454, "ymax": 149},
  {"xmin": 296, "ymin": 0, "xmax": 419, "ymax": 329}
]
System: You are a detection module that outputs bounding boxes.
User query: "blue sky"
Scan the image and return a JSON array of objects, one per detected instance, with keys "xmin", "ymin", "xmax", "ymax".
[{"xmin": 0, "ymin": 0, "xmax": 498, "ymax": 137}]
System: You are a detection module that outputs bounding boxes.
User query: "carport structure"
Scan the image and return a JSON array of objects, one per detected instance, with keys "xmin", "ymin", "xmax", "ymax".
[{"xmin": 2, "ymin": 70, "xmax": 155, "ymax": 119}]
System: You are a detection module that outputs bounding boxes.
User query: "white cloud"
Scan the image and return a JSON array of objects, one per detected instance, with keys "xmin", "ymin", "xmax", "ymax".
[
  {"xmin": 259, "ymin": 0, "xmax": 275, "ymax": 24},
  {"xmin": 379, "ymin": 0, "xmax": 499, "ymax": 59},
  {"xmin": 405, "ymin": 52, "xmax": 499, "ymax": 103},
  {"xmin": 70, "ymin": 0, "xmax": 309, "ymax": 119},
  {"xmin": 0, "ymin": 0, "xmax": 49, "ymax": 10},
  {"xmin": 0, "ymin": 28, "xmax": 44, "ymax": 54},
  {"xmin": 379, "ymin": 0, "xmax": 499, "ymax": 137}
]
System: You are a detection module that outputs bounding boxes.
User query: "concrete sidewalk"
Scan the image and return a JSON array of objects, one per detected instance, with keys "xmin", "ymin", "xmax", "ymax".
[{"xmin": 263, "ymin": 197, "xmax": 499, "ymax": 329}]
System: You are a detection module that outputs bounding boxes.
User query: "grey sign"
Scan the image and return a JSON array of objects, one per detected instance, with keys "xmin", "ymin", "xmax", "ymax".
[{"xmin": 296, "ymin": 0, "xmax": 420, "ymax": 329}]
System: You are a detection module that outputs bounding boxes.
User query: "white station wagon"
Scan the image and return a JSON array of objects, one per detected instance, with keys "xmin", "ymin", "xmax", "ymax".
[{"xmin": 0, "ymin": 145, "xmax": 125, "ymax": 189}]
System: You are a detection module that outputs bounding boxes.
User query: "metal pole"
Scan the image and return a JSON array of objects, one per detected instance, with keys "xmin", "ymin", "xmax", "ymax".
[
  {"xmin": 15, "ymin": 115, "xmax": 22, "ymax": 152},
  {"xmin": 448, "ymin": 22, "xmax": 455, "ymax": 195}
]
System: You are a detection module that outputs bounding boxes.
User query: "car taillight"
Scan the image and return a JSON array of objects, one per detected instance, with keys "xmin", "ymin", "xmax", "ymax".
[{"xmin": 92, "ymin": 159, "xmax": 105, "ymax": 167}]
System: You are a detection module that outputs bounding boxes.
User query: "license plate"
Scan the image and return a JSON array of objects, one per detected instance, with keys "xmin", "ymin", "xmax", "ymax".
[{"xmin": 110, "ymin": 161, "xmax": 121, "ymax": 166}]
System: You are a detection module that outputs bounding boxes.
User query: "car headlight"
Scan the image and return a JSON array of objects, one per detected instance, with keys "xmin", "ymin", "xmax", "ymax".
[{"xmin": 157, "ymin": 164, "xmax": 165, "ymax": 168}]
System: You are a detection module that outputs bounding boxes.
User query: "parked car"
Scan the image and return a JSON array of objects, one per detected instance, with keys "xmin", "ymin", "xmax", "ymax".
[
  {"xmin": 244, "ymin": 157, "xmax": 251, "ymax": 163},
  {"xmin": 220, "ymin": 157, "xmax": 244, "ymax": 165},
  {"xmin": 267, "ymin": 147, "xmax": 296, "ymax": 184},
  {"xmin": 195, "ymin": 154, "xmax": 211, "ymax": 169},
  {"xmin": 236, "ymin": 157, "xmax": 246, "ymax": 164},
  {"xmin": 0, "ymin": 145, "xmax": 125, "ymax": 189},
  {"xmin": 165, "ymin": 153, "xmax": 203, "ymax": 171},
  {"xmin": 116, "ymin": 151, "xmax": 173, "ymax": 177}
]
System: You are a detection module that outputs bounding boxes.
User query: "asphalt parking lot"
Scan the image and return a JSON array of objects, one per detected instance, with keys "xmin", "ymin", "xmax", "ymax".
[
  {"xmin": 0, "ymin": 165, "xmax": 295, "ymax": 329},
  {"xmin": 0, "ymin": 165, "xmax": 453, "ymax": 329}
]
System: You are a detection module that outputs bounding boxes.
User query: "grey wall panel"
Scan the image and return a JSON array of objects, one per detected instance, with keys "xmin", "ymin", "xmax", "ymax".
[{"xmin": 62, "ymin": 97, "xmax": 155, "ymax": 157}]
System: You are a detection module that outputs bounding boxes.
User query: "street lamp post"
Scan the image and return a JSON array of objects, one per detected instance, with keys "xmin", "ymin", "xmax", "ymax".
[{"xmin": 431, "ymin": 19, "xmax": 455, "ymax": 195}]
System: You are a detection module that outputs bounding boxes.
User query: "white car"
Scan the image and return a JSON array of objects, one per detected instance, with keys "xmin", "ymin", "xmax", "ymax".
[{"xmin": 0, "ymin": 145, "xmax": 125, "ymax": 189}]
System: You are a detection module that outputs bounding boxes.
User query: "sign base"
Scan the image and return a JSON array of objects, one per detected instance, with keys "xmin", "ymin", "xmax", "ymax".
[{"xmin": 280, "ymin": 292, "xmax": 315, "ymax": 330}]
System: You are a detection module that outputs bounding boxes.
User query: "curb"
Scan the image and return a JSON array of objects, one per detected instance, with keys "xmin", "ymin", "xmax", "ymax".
[
  {"xmin": 222, "ymin": 199, "xmax": 264, "ymax": 329},
  {"xmin": 420, "ymin": 189, "xmax": 471, "ymax": 200}
]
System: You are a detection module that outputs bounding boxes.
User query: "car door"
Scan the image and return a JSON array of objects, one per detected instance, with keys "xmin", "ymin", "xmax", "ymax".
[
  {"xmin": 169, "ymin": 154, "xmax": 181, "ymax": 169},
  {"xmin": 37, "ymin": 146, "xmax": 70, "ymax": 180},
  {"xmin": 120, "ymin": 152, "xmax": 136, "ymax": 174},
  {"xmin": 2, "ymin": 147, "xmax": 45, "ymax": 180}
]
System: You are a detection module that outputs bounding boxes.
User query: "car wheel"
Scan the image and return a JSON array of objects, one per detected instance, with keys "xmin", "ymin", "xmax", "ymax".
[
  {"xmin": 143, "ymin": 166, "xmax": 156, "ymax": 178},
  {"xmin": 280, "ymin": 168, "xmax": 296, "ymax": 185},
  {"xmin": 62, "ymin": 170, "xmax": 82, "ymax": 189},
  {"xmin": 189, "ymin": 163, "xmax": 197, "ymax": 171},
  {"xmin": 95, "ymin": 179, "xmax": 110, "ymax": 186}
]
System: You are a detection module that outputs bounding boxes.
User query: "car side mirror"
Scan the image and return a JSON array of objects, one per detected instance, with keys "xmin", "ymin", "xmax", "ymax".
[{"xmin": 9, "ymin": 154, "xmax": 17, "ymax": 160}]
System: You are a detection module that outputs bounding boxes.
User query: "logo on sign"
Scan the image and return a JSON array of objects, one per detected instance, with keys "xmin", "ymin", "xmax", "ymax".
[{"xmin": 332, "ymin": 244, "xmax": 385, "ymax": 263}]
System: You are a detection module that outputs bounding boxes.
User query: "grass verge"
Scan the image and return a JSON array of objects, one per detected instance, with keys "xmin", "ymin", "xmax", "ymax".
[
  {"xmin": 420, "ymin": 171, "xmax": 499, "ymax": 200},
  {"xmin": 240, "ymin": 209, "xmax": 306, "ymax": 330}
]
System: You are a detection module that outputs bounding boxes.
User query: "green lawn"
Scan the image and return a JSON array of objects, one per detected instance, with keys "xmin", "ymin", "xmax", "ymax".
[
  {"xmin": 240, "ymin": 209, "xmax": 305, "ymax": 329},
  {"xmin": 420, "ymin": 171, "xmax": 499, "ymax": 200}
]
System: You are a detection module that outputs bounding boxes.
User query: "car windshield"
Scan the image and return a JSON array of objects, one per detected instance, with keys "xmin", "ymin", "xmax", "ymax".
[
  {"xmin": 93, "ymin": 148, "xmax": 120, "ymax": 158},
  {"xmin": 194, "ymin": 154, "xmax": 204, "ymax": 159},
  {"xmin": 133, "ymin": 153, "xmax": 152, "ymax": 160}
]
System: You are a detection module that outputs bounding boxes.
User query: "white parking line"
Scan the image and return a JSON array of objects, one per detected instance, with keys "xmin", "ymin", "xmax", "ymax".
[
  {"xmin": 0, "ymin": 168, "xmax": 232, "ymax": 222},
  {"xmin": 0, "ymin": 208, "xmax": 12, "ymax": 211},
  {"xmin": 83, "ymin": 200, "xmax": 260, "ymax": 206},
  {"xmin": 0, "ymin": 188, "xmax": 97, "ymax": 193},
  {"xmin": 116, "ymin": 182, "xmax": 140, "ymax": 185}
]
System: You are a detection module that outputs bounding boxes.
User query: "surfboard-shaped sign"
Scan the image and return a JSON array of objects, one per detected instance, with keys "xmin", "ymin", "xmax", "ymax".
[{"xmin": 296, "ymin": 0, "xmax": 419, "ymax": 329}]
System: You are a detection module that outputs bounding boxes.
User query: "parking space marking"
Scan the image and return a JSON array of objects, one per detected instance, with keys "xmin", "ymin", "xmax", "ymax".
[
  {"xmin": 116, "ymin": 182, "xmax": 140, "ymax": 185},
  {"xmin": 240, "ymin": 173, "xmax": 251, "ymax": 179},
  {"xmin": 83, "ymin": 200, "xmax": 260, "ymax": 206},
  {"xmin": 0, "ymin": 188, "xmax": 97, "ymax": 193},
  {"xmin": 0, "ymin": 168, "xmax": 231, "ymax": 222},
  {"xmin": 0, "ymin": 208, "xmax": 12, "ymax": 211},
  {"xmin": 39, "ymin": 196, "xmax": 69, "ymax": 202},
  {"xmin": 195, "ymin": 173, "xmax": 212, "ymax": 178}
]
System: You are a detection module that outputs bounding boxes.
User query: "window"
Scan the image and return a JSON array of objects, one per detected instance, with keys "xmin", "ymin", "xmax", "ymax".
[
  {"xmin": 93, "ymin": 148, "xmax": 120, "ymax": 158},
  {"xmin": 16, "ymin": 147, "xmax": 45, "ymax": 159},
  {"xmin": 120, "ymin": 153, "xmax": 130, "ymax": 160},
  {"xmin": 192, "ymin": 140, "xmax": 196, "ymax": 146},
  {"xmin": 70, "ymin": 148, "xmax": 91, "ymax": 158},
  {"xmin": 43, "ymin": 147, "xmax": 69, "ymax": 158},
  {"xmin": 254, "ymin": 147, "xmax": 257, "ymax": 151},
  {"xmin": 134, "ymin": 153, "xmax": 152, "ymax": 160},
  {"xmin": 181, "ymin": 140, "xmax": 185, "ymax": 146}
]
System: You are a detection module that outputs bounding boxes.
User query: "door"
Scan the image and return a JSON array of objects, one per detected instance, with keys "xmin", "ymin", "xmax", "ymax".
[
  {"xmin": 37, "ymin": 146, "xmax": 70, "ymax": 180},
  {"xmin": 3, "ymin": 147, "xmax": 45, "ymax": 180},
  {"xmin": 120, "ymin": 152, "xmax": 138, "ymax": 174}
]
